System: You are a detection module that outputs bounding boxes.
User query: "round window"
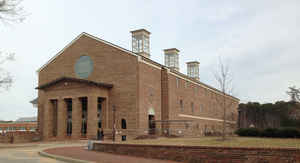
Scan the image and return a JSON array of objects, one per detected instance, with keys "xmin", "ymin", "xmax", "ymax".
[{"xmin": 75, "ymin": 55, "xmax": 94, "ymax": 78}]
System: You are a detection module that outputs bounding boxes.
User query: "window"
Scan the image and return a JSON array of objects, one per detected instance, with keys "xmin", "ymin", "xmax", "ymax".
[
  {"xmin": 176, "ymin": 78, "xmax": 179, "ymax": 88},
  {"xmin": 165, "ymin": 53, "xmax": 178, "ymax": 68},
  {"xmin": 191, "ymin": 102, "xmax": 194, "ymax": 113},
  {"xmin": 121, "ymin": 119, "xmax": 127, "ymax": 129},
  {"xmin": 138, "ymin": 39, "xmax": 142, "ymax": 52},
  {"xmin": 200, "ymin": 104, "xmax": 203, "ymax": 112},
  {"xmin": 143, "ymin": 37, "xmax": 149, "ymax": 53},
  {"xmin": 185, "ymin": 123, "xmax": 189, "ymax": 129},
  {"xmin": 98, "ymin": 120, "xmax": 102, "ymax": 128},
  {"xmin": 66, "ymin": 99, "xmax": 72, "ymax": 136},
  {"xmin": 97, "ymin": 98, "xmax": 102, "ymax": 129},
  {"xmin": 132, "ymin": 37, "xmax": 138, "ymax": 53},
  {"xmin": 180, "ymin": 100, "xmax": 183, "ymax": 111},
  {"xmin": 185, "ymin": 81, "xmax": 188, "ymax": 88}
]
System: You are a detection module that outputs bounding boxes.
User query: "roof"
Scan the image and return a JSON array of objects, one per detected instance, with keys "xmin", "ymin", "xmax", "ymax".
[
  {"xmin": 15, "ymin": 117, "xmax": 37, "ymax": 122},
  {"xmin": 163, "ymin": 48, "xmax": 180, "ymax": 53},
  {"xmin": 186, "ymin": 61, "xmax": 200, "ymax": 64},
  {"xmin": 36, "ymin": 77, "xmax": 113, "ymax": 90},
  {"xmin": 130, "ymin": 29, "xmax": 151, "ymax": 35}
]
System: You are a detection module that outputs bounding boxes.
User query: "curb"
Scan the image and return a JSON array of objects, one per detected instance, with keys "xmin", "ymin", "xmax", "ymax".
[{"xmin": 39, "ymin": 150, "xmax": 94, "ymax": 163}]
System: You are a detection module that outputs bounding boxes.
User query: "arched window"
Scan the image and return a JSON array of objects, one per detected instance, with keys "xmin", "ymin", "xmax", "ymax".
[{"xmin": 121, "ymin": 119, "xmax": 127, "ymax": 129}]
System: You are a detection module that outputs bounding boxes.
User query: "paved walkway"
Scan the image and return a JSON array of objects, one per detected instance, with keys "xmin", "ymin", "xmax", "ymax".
[
  {"xmin": 0, "ymin": 141, "xmax": 86, "ymax": 163},
  {"xmin": 44, "ymin": 146, "xmax": 181, "ymax": 163}
]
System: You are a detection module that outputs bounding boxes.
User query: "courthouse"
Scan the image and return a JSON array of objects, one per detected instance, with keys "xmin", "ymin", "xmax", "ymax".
[{"xmin": 35, "ymin": 29, "xmax": 239, "ymax": 141}]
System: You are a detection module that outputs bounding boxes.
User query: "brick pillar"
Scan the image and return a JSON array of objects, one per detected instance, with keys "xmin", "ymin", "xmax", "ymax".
[
  {"xmin": 57, "ymin": 99, "xmax": 67, "ymax": 140},
  {"xmin": 43, "ymin": 100, "xmax": 52, "ymax": 140},
  {"xmin": 87, "ymin": 96, "xmax": 98, "ymax": 139},
  {"xmin": 72, "ymin": 97, "xmax": 82, "ymax": 139}
]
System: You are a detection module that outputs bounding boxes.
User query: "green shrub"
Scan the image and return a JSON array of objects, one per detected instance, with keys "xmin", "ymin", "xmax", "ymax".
[
  {"xmin": 236, "ymin": 127, "xmax": 300, "ymax": 138},
  {"xmin": 277, "ymin": 127, "xmax": 300, "ymax": 138},
  {"xmin": 235, "ymin": 128, "xmax": 261, "ymax": 137},
  {"xmin": 261, "ymin": 128, "xmax": 279, "ymax": 137}
]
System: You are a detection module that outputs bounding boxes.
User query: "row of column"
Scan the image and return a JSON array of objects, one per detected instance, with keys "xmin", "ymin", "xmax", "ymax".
[{"xmin": 43, "ymin": 96, "xmax": 100, "ymax": 140}]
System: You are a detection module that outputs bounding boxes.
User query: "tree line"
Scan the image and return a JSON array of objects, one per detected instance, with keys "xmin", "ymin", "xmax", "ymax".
[{"xmin": 238, "ymin": 101, "xmax": 300, "ymax": 129}]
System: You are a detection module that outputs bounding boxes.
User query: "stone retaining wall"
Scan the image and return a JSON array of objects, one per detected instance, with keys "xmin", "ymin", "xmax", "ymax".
[
  {"xmin": 0, "ymin": 132, "xmax": 40, "ymax": 143},
  {"xmin": 93, "ymin": 142, "xmax": 300, "ymax": 163}
]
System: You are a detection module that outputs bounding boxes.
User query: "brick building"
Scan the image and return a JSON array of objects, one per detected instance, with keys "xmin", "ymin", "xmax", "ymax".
[
  {"xmin": 0, "ymin": 117, "xmax": 37, "ymax": 133},
  {"xmin": 35, "ymin": 29, "xmax": 239, "ymax": 141}
]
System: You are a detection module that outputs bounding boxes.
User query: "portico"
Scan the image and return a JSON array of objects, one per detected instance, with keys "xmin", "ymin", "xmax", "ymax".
[{"xmin": 37, "ymin": 77, "xmax": 113, "ymax": 140}]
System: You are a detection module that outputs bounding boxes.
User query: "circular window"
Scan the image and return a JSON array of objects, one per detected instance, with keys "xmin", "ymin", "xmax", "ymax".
[{"xmin": 75, "ymin": 55, "xmax": 94, "ymax": 78}]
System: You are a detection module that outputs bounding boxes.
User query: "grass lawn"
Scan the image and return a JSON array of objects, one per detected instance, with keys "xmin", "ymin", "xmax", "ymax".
[{"xmin": 124, "ymin": 137, "xmax": 300, "ymax": 149}]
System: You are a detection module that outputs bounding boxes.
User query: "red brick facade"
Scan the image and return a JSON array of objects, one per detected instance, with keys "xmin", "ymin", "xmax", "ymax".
[
  {"xmin": 36, "ymin": 32, "xmax": 239, "ymax": 141},
  {"xmin": 93, "ymin": 143, "xmax": 300, "ymax": 163}
]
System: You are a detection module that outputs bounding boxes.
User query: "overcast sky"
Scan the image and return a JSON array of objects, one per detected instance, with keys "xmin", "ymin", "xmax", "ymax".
[{"xmin": 0, "ymin": 0, "xmax": 299, "ymax": 120}]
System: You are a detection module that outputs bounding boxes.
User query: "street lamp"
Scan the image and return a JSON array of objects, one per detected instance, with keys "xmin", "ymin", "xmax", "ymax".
[{"xmin": 112, "ymin": 105, "xmax": 116, "ymax": 142}]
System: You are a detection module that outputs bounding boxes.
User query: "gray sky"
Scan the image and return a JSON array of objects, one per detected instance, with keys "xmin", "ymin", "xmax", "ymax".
[{"xmin": 0, "ymin": 0, "xmax": 299, "ymax": 120}]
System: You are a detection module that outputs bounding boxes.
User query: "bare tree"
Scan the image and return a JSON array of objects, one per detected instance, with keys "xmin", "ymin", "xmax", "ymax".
[
  {"xmin": 0, "ymin": 51, "xmax": 14, "ymax": 91},
  {"xmin": 213, "ymin": 56, "xmax": 235, "ymax": 141},
  {"xmin": 286, "ymin": 86, "xmax": 300, "ymax": 102},
  {"xmin": 0, "ymin": 0, "xmax": 25, "ymax": 24},
  {"xmin": 0, "ymin": 0, "xmax": 24, "ymax": 90}
]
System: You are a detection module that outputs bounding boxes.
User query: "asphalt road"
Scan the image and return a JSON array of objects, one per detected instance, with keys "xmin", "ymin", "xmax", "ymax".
[{"xmin": 0, "ymin": 141, "xmax": 86, "ymax": 163}]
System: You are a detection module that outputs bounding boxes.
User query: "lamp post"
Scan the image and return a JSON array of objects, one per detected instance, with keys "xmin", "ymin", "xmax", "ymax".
[{"xmin": 112, "ymin": 105, "xmax": 116, "ymax": 142}]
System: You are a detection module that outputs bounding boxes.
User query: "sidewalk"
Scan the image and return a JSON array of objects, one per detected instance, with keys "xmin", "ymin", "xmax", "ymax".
[
  {"xmin": 43, "ymin": 146, "xmax": 181, "ymax": 163},
  {"xmin": 0, "ymin": 142, "xmax": 39, "ymax": 149}
]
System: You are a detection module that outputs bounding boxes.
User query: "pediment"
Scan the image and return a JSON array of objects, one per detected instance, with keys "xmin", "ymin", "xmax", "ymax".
[{"xmin": 36, "ymin": 77, "xmax": 113, "ymax": 90}]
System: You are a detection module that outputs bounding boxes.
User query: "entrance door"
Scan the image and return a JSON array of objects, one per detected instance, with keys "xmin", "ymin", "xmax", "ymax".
[{"xmin": 148, "ymin": 115, "xmax": 156, "ymax": 135}]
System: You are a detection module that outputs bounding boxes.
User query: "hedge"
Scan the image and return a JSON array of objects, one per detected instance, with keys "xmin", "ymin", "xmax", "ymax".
[{"xmin": 235, "ymin": 127, "xmax": 300, "ymax": 138}]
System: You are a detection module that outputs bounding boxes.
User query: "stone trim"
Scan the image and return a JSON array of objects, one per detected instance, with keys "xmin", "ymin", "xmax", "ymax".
[
  {"xmin": 139, "ymin": 59, "xmax": 162, "ymax": 70},
  {"xmin": 178, "ymin": 114, "xmax": 236, "ymax": 124}
]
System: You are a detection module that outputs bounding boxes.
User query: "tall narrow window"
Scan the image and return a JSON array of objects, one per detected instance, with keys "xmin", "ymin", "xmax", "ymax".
[
  {"xmin": 121, "ymin": 119, "xmax": 127, "ymax": 129},
  {"xmin": 97, "ymin": 98, "xmax": 102, "ymax": 129},
  {"xmin": 81, "ymin": 97, "xmax": 88, "ymax": 137},
  {"xmin": 180, "ymin": 100, "xmax": 183, "ymax": 111},
  {"xmin": 66, "ymin": 99, "xmax": 72, "ymax": 136},
  {"xmin": 191, "ymin": 102, "xmax": 194, "ymax": 113},
  {"xmin": 176, "ymin": 78, "xmax": 179, "ymax": 88}
]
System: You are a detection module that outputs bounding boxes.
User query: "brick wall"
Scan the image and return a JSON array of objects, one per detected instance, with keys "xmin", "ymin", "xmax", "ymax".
[
  {"xmin": 38, "ymin": 35, "xmax": 139, "ymax": 140},
  {"xmin": 138, "ymin": 58, "xmax": 162, "ymax": 134},
  {"xmin": 0, "ymin": 132, "xmax": 40, "ymax": 143},
  {"xmin": 37, "ymin": 33, "xmax": 239, "ymax": 140},
  {"xmin": 93, "ymin": 142, "xmax": 300, "ymax": 163},
  {"xmin": 166, "ymin": 70, "xmax": 239, "ymax": 136}
]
